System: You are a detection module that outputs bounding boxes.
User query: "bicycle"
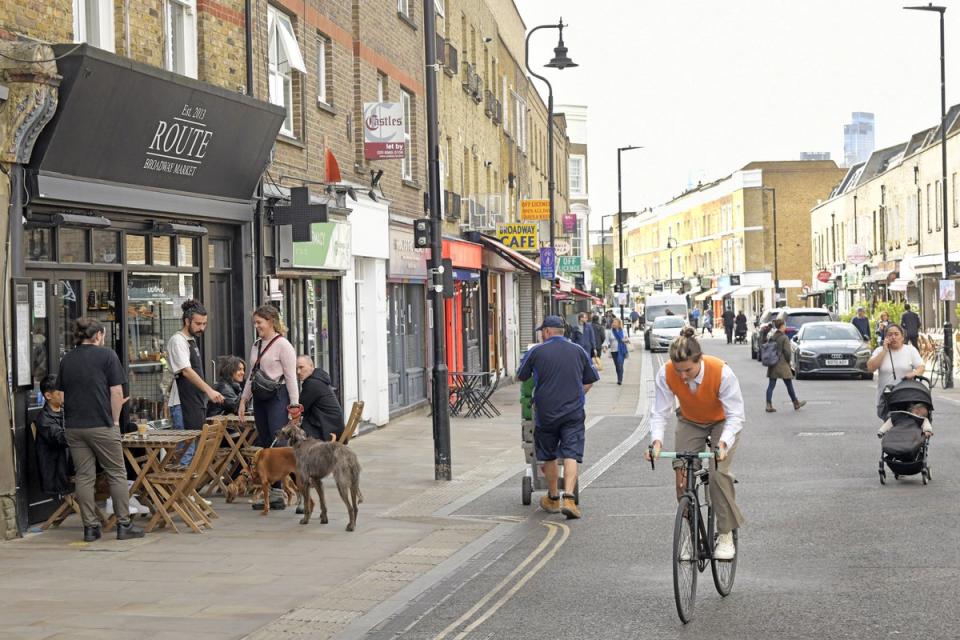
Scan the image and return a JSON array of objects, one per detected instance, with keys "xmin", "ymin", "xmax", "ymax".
[
  {"xmin": 927, "ymin": 345, "xmax": 951, "ymax": 390},
  {"xmin": 648, "ymin": 445, "xmax": 738, "ymax": 624}
]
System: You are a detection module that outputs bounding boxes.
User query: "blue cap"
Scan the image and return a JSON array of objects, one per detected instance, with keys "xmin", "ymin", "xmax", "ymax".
[{"xmin": 537, "ymin": 315, "xmax": 565, "ymax": 331}]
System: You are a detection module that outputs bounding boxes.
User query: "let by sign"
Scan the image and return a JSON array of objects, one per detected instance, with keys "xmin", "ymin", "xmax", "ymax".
[
  {"xmin": 520, "ymin": 199, "xmax": 550, "ymax": 221},
  {"xmin": 497, "ymin": 223, "xmax": 539, "ymax": 251},
  {"xmin": 363, "ymin": 102, "xmax": 405, "ymax": 160}
]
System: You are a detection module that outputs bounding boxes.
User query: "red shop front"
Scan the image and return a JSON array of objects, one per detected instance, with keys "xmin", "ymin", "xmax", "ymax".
[{"xmin": 442, "ymin": 238, "xmax": 483, "ymax": 373}]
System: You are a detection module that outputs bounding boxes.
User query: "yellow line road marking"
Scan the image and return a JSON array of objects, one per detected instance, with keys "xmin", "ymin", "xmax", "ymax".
[{"xmin": 433, "ymin": 521, "xmax": 568, "ymax": 640}]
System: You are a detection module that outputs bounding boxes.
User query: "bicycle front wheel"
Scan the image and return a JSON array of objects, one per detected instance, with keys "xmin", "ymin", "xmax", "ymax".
[
  {"xmin": 673, "ymin": 495, "xmax": 698, "ymax": 624},
  {"xmin": 711, "ymin": 527, "xmax": 738, "ymax": 597},
  {"xmin": 929, "ymin": 352, "xmax": 943, "ymax": 389}
]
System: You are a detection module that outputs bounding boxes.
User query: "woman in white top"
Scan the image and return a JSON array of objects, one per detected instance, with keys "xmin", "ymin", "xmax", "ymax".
[{"xmin": 866, "ymin": 322, "xmax": 924, "ymax": 419}]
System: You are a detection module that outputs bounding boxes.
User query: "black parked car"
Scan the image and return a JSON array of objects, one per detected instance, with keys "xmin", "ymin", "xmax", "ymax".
[
  {"xmin": 791, "ymin": 321, "xmax": 873, "ymax": 380},
  {"xmin": 751, "ymin": 307, "xmax": 833, "ymax": 361}
]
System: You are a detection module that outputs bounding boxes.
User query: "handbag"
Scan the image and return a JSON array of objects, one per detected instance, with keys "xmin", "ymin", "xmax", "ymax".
[{"xmin": 251, "ymin": 336, "xmax": 283, "ymax": 401}]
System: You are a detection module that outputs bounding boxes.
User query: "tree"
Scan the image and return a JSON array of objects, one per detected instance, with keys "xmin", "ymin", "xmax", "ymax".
[{"xmin": 592, "ymin": 253, "xmax": 615, "ymax": 300}]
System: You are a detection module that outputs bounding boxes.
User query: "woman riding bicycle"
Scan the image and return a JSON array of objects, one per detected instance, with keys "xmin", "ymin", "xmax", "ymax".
[{"xmin": 644, "ymin": 328, "xmax": 746, "ymax": 560}]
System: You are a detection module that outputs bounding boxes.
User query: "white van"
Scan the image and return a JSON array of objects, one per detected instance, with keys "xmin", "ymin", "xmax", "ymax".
[{"xmin": 642, "ymin": 293, "xmax": 688, "ymax": 351}]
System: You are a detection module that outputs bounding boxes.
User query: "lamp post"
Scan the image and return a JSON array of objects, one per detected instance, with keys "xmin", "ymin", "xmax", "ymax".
[
  {"xmin": 526, "ymin": 19, "xmax": 577, "ymax": 315},
  {"xmin": 617, "ymin": 145, "xmax": 642, "ymax": 325},
  {"xmin": 761, "ymin": 186, "xmax": 781, "ymax": 306},
  {"xmin": 601, "ymin": 213, "xmax": 617, "ymax": 306},
  {"xmin": 905, "ymin": 3, "xmax": 952, "ymax": 387},
  {"xmin": 667, "ymin": 235, "xmax": 677, "ymax": 290},
  {"xmin": 422, "ymin": 0, "xmax": 451, "ymax": 479}
]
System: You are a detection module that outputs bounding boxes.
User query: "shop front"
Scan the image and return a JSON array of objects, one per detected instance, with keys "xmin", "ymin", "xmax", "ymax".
[
  {"xmin": 386, "ymin": 227, "xmax": 429, "ymax": 415},
  {"xmin": 441, "ymin": 238, "xmax": 483, "ymax": 373},
  {"xmin": 10, "ymin": 44, "xmax": 284, "ymax": 531}
]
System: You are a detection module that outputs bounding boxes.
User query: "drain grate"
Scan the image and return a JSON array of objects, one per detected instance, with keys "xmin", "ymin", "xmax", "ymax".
[{"xmin": 796, "ymin": 431, "xmax": 845, "ymax": 437}]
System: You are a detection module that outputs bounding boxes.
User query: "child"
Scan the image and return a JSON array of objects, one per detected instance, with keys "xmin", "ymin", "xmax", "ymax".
[
  {"xmin": 35, "ymin": 375, "xmax": 73, "ymax": 496},
  {"xmin": 877, "ymin": 402, "xmax": 933, "ymax": 439}
]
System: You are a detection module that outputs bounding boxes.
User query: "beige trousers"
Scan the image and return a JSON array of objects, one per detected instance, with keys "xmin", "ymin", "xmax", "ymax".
[
  {"xmin": 672, "ymin": 417, "xmax": 745, "ymax": 533},
  {"xmin": 66, "ymin": 427, "xmax": 131, "ymax": 527}
]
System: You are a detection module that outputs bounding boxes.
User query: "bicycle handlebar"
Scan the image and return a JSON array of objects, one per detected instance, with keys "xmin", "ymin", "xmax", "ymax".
[{"xmin": 656, "ymin": 451, "xmax": 716, "ymax": 460}]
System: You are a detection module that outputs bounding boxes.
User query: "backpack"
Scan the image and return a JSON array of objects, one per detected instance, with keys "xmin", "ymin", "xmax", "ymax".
[{"xmin": 760, "ymin": 340, "xmax": 781, "ymax": 367}]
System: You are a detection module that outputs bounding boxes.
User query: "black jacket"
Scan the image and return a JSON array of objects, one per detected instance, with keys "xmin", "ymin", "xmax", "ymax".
[
  {"xmin": 735, "ymin": 314, "xmax": 748, "ymax": 332},
  {"xmin": 207, "ymin": 379, "xmax": 243, "ymax": 417},
  {"xmin": 300, "ymin": 369, "xmax": 345, "ymax": 441},
  {"xmin": 590, "ymin": 321, "xmax": 604, "ymax": 354},
  {"xmin": 35, "ymin": 404, "xmax": 73, "ymax": 496},
  {"xmin": 901, "ymin": 311, "xmax": 921, "ymax": 338},
  {"xmin": 722, "ymin": 310, "xmax": 735, "ymax": 328}
]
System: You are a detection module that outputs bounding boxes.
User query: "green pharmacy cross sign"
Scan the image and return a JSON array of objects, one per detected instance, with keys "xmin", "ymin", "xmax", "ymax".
[{"xmin": 557, "ymin": 256, "xmax": 581, "ymax": 274}]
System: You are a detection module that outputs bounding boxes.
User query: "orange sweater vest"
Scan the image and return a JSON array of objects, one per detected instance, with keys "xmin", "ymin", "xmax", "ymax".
[{"xmin": 665, "ymin": 355, "xmax": 726, "ymax": 425}]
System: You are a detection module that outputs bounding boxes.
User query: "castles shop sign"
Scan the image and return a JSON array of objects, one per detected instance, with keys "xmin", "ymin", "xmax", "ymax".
[
  {"xmin": 29, "ymin": 45, "xmax": 285, "ymax": 203},
  {"xmin": 363, "ymin": 102, "xmax": 405, "ymax": 160}
]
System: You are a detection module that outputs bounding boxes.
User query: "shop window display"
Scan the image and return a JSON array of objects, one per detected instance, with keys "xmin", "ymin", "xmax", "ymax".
[{"xmin": 59, "ymin": 228, "xmax": 89, "ymax": 263}]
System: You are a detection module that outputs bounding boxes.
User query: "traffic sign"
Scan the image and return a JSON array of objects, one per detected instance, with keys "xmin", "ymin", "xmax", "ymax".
[{"xmin": 539, "ymin": 247, "xmax": 555, "ymax": 280}]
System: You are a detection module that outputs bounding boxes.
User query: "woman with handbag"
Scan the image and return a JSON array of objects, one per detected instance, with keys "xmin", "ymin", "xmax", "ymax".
[
  {"xmin": 608, "ymin": 317, "xmax": 629, "ymax": 385},
  {"xmin": 238, "ymin": 305, "xmax": 299, "ymax": 510}
]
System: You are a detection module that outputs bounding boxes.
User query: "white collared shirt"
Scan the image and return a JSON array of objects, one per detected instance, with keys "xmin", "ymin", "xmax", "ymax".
[{"xmin": 648, "ymin": 361, "xmax": 745, "ymax": 448}]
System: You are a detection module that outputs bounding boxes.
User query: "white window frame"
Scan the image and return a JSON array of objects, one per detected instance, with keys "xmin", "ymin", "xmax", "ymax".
[
  {"xmin": 401, "ymin": 89, "xmax": 413, "ymax": 181},
  {"xmin": 502, "ymin": 76, "xmax": 509, "ymax": 132},
  {"xmin": 569, "ymin": 155, "xmax": 586, "ymax": 197},
  {"xmin": 165, "ymin": 0, "xmax": 198, "ymax": 79},
  {"xmin": 398, "ymin": 0, "xmax": 410, "ymax": 18},
  {"xmin": 73, "ymin": 0, "xmax": 116, "ymax": 52},
  {"xmin": 376, "ymin": 72, "xmax": 387, "ymax": 103},
  {"xmin": 268, "ymin": 6, "xmax": 307, "ymax": 137},
  {"xmin": 512, "ymin": 92, "xmax": 526, "ymax": 153},
  {"xmin": 316, "ymin": 34, "xmax": 330, "ymax": 106},
  {"xmin": 434, "ymin": 0, "xmax": 444, "ymax": 18}
]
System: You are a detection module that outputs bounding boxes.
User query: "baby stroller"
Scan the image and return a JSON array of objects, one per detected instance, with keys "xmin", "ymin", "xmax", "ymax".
[
  {"xmin": 878, "ymin": 377, "xmax": 932, "ymax": 485},
  {"xmin": 734, "ymin": 326, "xmax": 747, "ymax": 344}
]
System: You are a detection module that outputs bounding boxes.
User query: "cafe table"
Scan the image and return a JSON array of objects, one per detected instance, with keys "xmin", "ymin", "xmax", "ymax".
[{"xmin": 122, "ymin": 430, "xmax": 202, "ymax": 532}]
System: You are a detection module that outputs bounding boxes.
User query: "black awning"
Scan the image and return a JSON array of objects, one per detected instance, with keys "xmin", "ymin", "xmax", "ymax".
[{"xmin": 29, "ymin": 44, "xmax": 285, "ymax": 205}]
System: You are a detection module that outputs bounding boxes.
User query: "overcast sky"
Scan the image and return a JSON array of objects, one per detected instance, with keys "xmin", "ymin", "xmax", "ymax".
[{"xmin": 514, "ymin": 0, "xmax": 960, "ymax": 229}]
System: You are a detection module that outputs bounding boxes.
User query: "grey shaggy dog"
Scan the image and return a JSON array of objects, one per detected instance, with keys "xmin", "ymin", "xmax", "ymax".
[{"xmin": 280, "ymin": 421, "xmax": 362, "ymax": 531}]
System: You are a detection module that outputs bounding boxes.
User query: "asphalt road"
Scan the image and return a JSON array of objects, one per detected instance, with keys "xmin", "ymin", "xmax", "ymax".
[{"xmin": 358, "ymin": 341, "xmax": 960, "ymax": 639}]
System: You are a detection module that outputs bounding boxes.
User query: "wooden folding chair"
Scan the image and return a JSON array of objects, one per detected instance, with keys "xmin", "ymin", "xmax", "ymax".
[
  {"xmin": 338, "ymin": 401, "xmax": 364, "ymax": 444},
  {"xmin": 145, "ymin": 419, "xmax": 225, "ymax": 533},
  {"xmin": 31, "ymin": 423, "xmax": 109, "ymax": 530}
]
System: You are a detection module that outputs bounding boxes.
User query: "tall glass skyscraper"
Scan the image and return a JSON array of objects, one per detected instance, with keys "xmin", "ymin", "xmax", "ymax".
[{"xmin": 844, "ymin": 112, "xmax": 875, "ymax": 167}]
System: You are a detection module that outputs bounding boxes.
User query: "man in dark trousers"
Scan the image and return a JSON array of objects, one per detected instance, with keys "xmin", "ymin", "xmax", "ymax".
[
  {"xmin": 852, "ymin": 307, "xmax": 871, "ymax": 342},
  {"xmin": 901, "ymin": 303, "xmax": 921, "ymax": 350},
  {"xmin": 722, "ymin": 307, "xmax": 736, "ymax": 344},
  {"xmin": 517, "ymin": 315, "xmax": 599, "ymax": 520},
  {"xmin": 296, "ymin": 355, "xmax": 345, "ymax": 442}
]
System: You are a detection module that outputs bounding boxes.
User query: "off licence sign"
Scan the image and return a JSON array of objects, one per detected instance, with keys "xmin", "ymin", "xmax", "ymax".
[
  {"xmin": 558, "ymin": 256, "xmax": 581, "ymax": 273},
  {"xmin": 497, "ymin": 223, "xmax": 538, "ymax": 251},
  {"xmin": 520, "ymin": 199, "xmax": 550, "ymax": 221}
]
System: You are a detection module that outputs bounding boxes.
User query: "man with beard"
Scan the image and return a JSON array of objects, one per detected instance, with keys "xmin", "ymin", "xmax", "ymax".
[{"xmin": 166, "ymin": 299, "xmax": 223, "ymax": 464}]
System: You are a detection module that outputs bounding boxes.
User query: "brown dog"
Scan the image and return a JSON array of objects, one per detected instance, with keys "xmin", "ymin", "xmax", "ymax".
[
  {"xmin": 239, "ymin": 447, "xmax": 300, "ymax": 515},
  {"xmin": 225, "ymin": 470, "xmax": 297, "ymax": 506}
]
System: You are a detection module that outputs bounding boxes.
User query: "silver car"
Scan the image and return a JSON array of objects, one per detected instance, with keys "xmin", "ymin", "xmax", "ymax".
[
  {"xmin": 649, "ymin": 315, "xmax": 686, "ymax": 352},
  {"xmin": 791, "ymin": 321, "xmax": 873, "ymax": 380}
]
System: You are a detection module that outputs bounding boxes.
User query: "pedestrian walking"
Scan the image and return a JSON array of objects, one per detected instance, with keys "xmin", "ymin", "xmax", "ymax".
[
  {"xmin": 607, "ymin": 317, "xmax": 629, "ymax": 385},
  {"xmin": 238, "ymin": 304, "xmax": 300, "ymax": 511},
  {"xmin": 851, "ymin": 307, "xmax": 871, "ymax": 342},
  {"xmin": 206, "ymin": 356, "xmax": 245, "ymax": 418},
  {"xmin": 722, "ymin": 307, "xmax": 735, "ymax": 344},
  {"xmin": 57, "ymin": 318, "xmax": 144, "ymax": 542},
  {"xmin": 590, "ymin": 314, "xmax": 605, "ymax": 371},
  {"xmin": 296, "ymin": 355, "xmax": 345, "ymax": 442},
  {"xmin": 763, "ymin": 318, "xmax": 806, "ymax": 412},
  {"xmin": 876, "ymin": 311, "xmax": 891, "ymax": 342},
  {"xmin": 572, "ymin": 312, "xmax": 596, "ymax": 359},
  {"xmin": 690, "ymin": 307, "xmax": 700, "ymax": 329},
  {"xmin": 701, "ymin": 308, "xmax": 714, "ymax": 337},
  {"xmin": 866, "ymin": 322, "xmax": 924, "ymax": 420},
  {"xmin": 644, "ymin": 328, "xmax": 745, "ymax": 560},
  {"xmin": 900, "ymin": 303, "xmax": 921, "ymax": 350},
  {"xmin": 735, "ymin": 310, "xmax": 748, "ymax": 343},
  {"xmin": 630, "ymin": 309, "xmax": 641, "ymax": 333},
  {"xmin": 517, "ymin": 315, "xmax": 599, "ymax": 519},
  {"xmin": 166, "ymin": 300, "xmax": 223, "ymax": 464}
]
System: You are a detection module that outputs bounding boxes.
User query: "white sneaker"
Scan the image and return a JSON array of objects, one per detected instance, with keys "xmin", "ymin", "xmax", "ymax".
[
  {"xmin": 714, "ymin": 532, "xmax": 736, "ymax": 560},
  {"xmin": 128, "ymin": 495, "xmax": 150, "ymax": 516},
  {"xmin": 189, "ymin": 496, "xmax": 212, "ymax": 506},
  {"xmin": 105, "ymin": 498, "xmax": 140, "ymax": 516},
  {"xmin": 678, "ymin": 537, "xmax": 693, "ymax": 562}
]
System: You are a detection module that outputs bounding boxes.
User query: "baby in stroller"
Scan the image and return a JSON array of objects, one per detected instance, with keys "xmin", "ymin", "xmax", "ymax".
[{"xmin": 877, "ymin": 378, "xmax": 933, "ymax": 485}]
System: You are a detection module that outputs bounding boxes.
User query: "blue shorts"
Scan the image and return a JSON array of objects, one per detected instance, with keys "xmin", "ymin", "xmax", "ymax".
[{"xmin": 534, "ymin": 408, "xmax": 586, "ymax": 463}]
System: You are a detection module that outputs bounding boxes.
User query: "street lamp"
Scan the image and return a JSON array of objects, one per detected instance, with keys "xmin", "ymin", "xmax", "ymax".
[
  {"xmin": 667, "ymin": 235, "xmax": 677, "ymax": 291},
  {"xmin": 905, "ymin": 3, "xmax": 952, "ymax": 387},
  {"xmin": 526, "ymin": 19, "xmax": 578, "ymax": 315},
  {"xmin": 601, "ymin": 213, "xmax": 617, "ymax": 306},
  {"xmin": 761, "ymin": 186, "xmax": 781, "ymax": 306},
  {"xmin": 617, "ymin": 145, "xmax": 642, "ymax": 325}
]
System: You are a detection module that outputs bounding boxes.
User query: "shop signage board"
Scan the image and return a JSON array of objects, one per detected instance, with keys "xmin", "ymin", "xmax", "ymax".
[
  {"xmin": 847, "ymin": 244, "xmax": 868, "ymax": 264},
  {"xmin": 388, "ymin": 228, "xmax": 428, "ymax": 278},
  {"xmin": 496, "ymin": 223, "xmax": 539, "ymax": 252},
  {"xmin": 521, "ymin": 199, "xmax": 550, "ymax": 221},
  {"xmin": 817, "ymin": 270, "xmax": 832, "ymax": 283},
  {"xmin": 558, "ymin": 256, "xmax": 581, "ymax": 274},
  {"xmin": 29, "ymin": 45, "xmax": 285, "ymax": 202},
  {"xmin": 539, "ymin": 247, "xmax": 555, "ymax": 280},
  {"xmin": 554, "ymin": 239, "xmax": 572, "ymax": 256},
  {"xmin": 563, "ymin": 213, "xmax": 577, "ymax": 233},
  {"xmin": 293, "ymin": 222, "xmax": 352, "ymax": 270},
  {"xmin": 363, "ymin": 102, "xmax": 405, "ymax": 160},
  {"xmin": 940, "ymin": 279, "xmax": 956, "ymax": 301}
]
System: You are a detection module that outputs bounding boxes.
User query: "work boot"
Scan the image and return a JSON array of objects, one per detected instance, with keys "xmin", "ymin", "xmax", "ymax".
[
  {"xmin": 539, "ymin": 494, "xmax": 560, "ymax": 513},
  {"xmin": 560, "ymin": 497, "xmax": 581, "ymax": 520},
  {"xmin": 793, "ymin": 399, "xmax": 807, "ymax": 411},
  {"xmin": 116, "ymin": 520, "xmax": 145, "ymax": 540},
  {"xmin": 82, "ymin": 525, "xmax": 101, "ymax": 542},
  {"xmin": 765, "ymin": 403, "xmax": 777, "ymax": 413}
]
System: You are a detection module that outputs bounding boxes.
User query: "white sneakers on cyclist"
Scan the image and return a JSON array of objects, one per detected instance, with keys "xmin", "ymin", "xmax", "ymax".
[
  {"xmin": 678, "ymin": 537, "xmax": 693, "ymax": 562},
  {"xmin": 714, "ymin": 532, "xmax": 736, "ymax": 560}
]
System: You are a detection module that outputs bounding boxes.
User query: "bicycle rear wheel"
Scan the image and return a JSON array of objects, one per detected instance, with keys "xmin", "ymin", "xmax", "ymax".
[
  {"xmin": 673, "ymin": 496, "xmax": 698, "ymax": 624},
  {"xmin": 711, "ymin": 527, "xmax": 738, "ymax": 596},
  {"xmin": 929, "ymin": 352, "xmax": 942, "ymax": 389}
]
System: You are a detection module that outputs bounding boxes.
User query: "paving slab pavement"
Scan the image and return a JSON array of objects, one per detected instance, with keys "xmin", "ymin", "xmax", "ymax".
[{"xmin": 0, "ymin": 339, "xmax": 644, "ymax": 640}]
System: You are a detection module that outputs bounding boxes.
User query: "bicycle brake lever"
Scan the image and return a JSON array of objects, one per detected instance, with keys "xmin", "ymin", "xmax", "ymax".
[{"xmin": 648, "ymin": 445, "xmax": 655, "ymax": 470}]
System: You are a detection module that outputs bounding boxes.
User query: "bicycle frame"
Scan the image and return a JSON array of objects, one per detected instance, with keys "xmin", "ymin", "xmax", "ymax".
[{"xmin": 652, "ymin": 449, "xmax": 717, "ymax": 563}]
